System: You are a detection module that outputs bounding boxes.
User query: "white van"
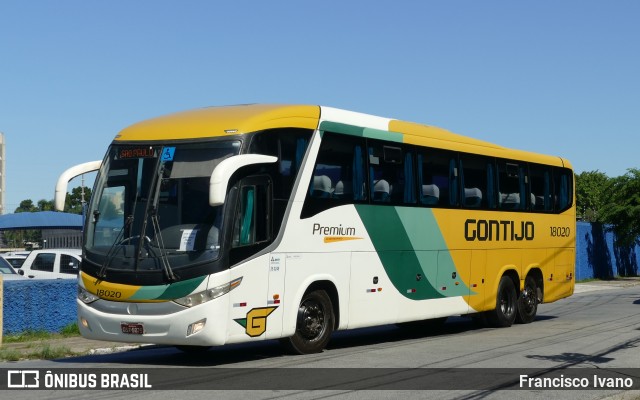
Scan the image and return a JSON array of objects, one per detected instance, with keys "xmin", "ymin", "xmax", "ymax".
[{"xmin": 17, "ymin": 249, "xmax": 82, "ymax": 279}]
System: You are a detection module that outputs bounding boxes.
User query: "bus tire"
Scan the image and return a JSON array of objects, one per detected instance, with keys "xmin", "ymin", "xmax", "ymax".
[
  {"xmin": 487, "ymin": 275, "xmax": 517, "ymax": 328},
  {"xmin": 516, "ymin": 275, "xmax": 538, "ymax": 324},
  {"xmin": 282, "ymin": 290, "xmax": 334, "ymax": 354}
]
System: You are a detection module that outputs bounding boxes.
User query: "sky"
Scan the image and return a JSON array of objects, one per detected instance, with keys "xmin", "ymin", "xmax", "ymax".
[{"xmin": 1, "ymin": 1, "xmax": 639, "ymax": 214}]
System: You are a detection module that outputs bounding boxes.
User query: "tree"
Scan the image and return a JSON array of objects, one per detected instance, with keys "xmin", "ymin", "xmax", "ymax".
[
  {"xmin": 599, "ymin": 168, "xmax": 640, "ymax": 247},
  {"xmin": 64, "ymin": 186, "xmax": 92, "ymax": 214},
  {"xmin": 15, "ymin": 199, "xmax": 38, "ymax": 213},
  {"xmin": 575, "ymin": 170, "xmax": 611, "ymax": 222},
  {"xmin": 37, "ymin": 199, "xmax": 54, "ymax": 211}
]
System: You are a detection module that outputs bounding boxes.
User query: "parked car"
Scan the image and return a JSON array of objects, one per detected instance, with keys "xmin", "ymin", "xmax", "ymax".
[
  {"xmin": 1, "ymin": 251, "xmax": 29, "ymax": 269},
  {"xmin": 0, "ymin": 257, "xmax": 26, "ymax": 280},
  {"xmin": 17, "ymin": 249, "xmax": 82, "ymax": 279}
]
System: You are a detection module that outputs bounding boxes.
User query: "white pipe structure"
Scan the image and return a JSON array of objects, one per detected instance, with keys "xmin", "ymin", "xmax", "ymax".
[
  {"xmin": 209, "ymin": 154, "xmax": 277, "ymax": 206},
  {"xmin": 54, "ymin": 160, "xmax": 102, "ymax": 211}
]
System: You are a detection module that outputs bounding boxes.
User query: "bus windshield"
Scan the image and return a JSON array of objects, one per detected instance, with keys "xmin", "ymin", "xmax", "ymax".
[{"xmin": 85, "ymin": 140, "xmax": 241, "ymax": 279}]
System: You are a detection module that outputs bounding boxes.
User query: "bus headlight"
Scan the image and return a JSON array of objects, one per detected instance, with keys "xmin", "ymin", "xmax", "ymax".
[
  {"xmin": 174, "ymin": 277, "xmax": 242, "ymax": 307},
  {"xmin": 78, "ymin": 286, "xmax": 100, "ymax": 304}
]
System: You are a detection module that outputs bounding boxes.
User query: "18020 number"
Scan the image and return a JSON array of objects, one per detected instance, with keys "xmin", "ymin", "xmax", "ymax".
[
  {"xmin": 96, "ymin": 289, "xmax": 122, "ymax": 299},
  {"xmin": 550, "ymin": 226, "xmax": 571, "ymax": 237}
]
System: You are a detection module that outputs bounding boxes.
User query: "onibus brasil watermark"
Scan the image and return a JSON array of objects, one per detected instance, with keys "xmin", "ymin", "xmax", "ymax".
[{"xmin": 7, "ymin": 370, "xmax": 151, "ymax": 389}]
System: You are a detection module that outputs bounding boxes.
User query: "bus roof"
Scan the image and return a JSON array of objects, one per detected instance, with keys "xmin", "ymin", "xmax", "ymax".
[
  {"xmin": 115, "ymin": 104, "xmax": 321, "ymax": 141},
  {"xmin": 114, "ymin": 104, "xmax": 571, "ymax": 169}
]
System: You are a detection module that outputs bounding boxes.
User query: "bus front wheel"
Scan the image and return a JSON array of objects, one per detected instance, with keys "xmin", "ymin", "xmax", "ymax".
[
  {"xmin": 487, "ymin": 276, "xmax": 517, "ymax": 328},
  {"xmin": 282, "ymin": 290, "xmax": 334, "ymax": 354}
]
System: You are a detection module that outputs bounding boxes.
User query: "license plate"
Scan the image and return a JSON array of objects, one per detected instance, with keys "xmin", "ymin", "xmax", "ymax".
[{"xmin": 121, "ymin": 322, "xmax": 144, "ymax": 335}]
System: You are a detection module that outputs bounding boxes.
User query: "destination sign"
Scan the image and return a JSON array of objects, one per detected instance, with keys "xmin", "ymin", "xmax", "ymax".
[{"xmin": 117, "ymin": 146, "xmax": 158, "ymax": 160}]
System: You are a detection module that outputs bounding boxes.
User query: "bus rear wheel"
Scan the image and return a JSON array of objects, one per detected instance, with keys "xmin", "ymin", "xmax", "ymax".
[
  {"xmin": 282, "ymin": 290, "xmax": 334, "ymax": 354},
  {"xmin": 516, "ymin": 275, "xmax": 538, "ymax": 324},
  {"xmin": 487, "ymin": 276, "xmax": 517, "ymax": 328}
]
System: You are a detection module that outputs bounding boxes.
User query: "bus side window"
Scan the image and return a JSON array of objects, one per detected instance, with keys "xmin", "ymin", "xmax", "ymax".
[
  {"xmin": 498, "ymin": 161, "xmax": 526, "ymax": 210},
  {"xmin": 368, "ymin": 142, "xmax": 416, "ymax": 205},
  {"xmin": 301, "ymin": 132, "xmax": 367, "ymax": 218},
  {"xmin": 418, "ymin": 149, "xmax": 456, "ymax": 207},
  {"xmin": 530, "ymin": 164, "xmax": 553, "ymax": 212},
  {"xmin": 460, "ymin": 155, "xmax": 492, "ymax": 209},
  {"xmin": 554, "ymin": 167, "xmax": 573, "ymax": 212},
  {"xmin": 248, "ymin": 128, "xmax": 312, "ymax": 200}
]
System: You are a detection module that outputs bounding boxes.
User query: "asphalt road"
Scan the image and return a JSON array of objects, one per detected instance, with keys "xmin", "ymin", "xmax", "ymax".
[{"xmin": 2, "ymin": 281, "xmax": 639, "ymax": 399}]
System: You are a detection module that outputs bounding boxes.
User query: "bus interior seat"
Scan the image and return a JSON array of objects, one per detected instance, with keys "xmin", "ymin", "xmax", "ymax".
[
  {"xmin": 373, "ymin": 179, "xmax": 391, "ymax": 202},
  {"xmin": 500, "ymin": 192, "xmax": 520, "ymax": 209},
  {"xmin": 312, "ymin": 175, "xmax": 333, "ymax": 198},
  {"xmin": 421, "ymin": 184, "xmax": 440, "ymax": 205},
  {"xmin": 333, "ymin": 180, "xmax": 352, "ymax": 199},
  {"xmin": 464, "ymin": 187, "xmax": 483, "ymax": 207},
  {"xmin": 534, "ymin": 195, "xmax": 546, "ymax": 210}
]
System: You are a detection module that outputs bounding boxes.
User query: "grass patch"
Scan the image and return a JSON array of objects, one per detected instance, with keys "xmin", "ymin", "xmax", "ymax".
[
  {"xmin": 3, "ymin": 329, "xmax": 53, "ymax": 343},
  {"xmin": 3, "ymin": 323, "xmax": 81, "ymax": 343},
  {"xmin": 37, "ymin": 344, "xmax": 75, "ymax": 360},
  {"xmin": 0, "ymin": 344, "xmax": 81, "ymax": 362},
  {"xmin": 0, "ymin": 323, "xmax": 84, "ymax": 361},
  {"xmin": 60, "ymin": 322, "xmax": 81, "ymax": 337},
  {"xmin": 0, "ymin": 348, "xmax": 22, "ymax": 362}
]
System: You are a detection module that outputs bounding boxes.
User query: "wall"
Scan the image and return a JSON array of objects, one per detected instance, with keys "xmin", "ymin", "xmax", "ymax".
[
  {"xmin": 2, "ymin": 279, "xmax": 76, "ymax": 334},
  {"xmin": 576, "ymin": 221, "xmax": 640, "ymax": 280},
  {"xmin": 2, "ymin": 223, "xmax": 639, "ymax": 333}
]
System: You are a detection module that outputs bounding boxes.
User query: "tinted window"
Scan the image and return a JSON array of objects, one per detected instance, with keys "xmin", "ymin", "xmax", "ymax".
[
  {"xmin": 248, "ymin": 128, "xmax": 313, "ymax": 199},
  {"xmin": 460, "ymin": 155, "xmax": 495, "ymax": 209},
  {"xmin": 498, "ymin": 161, "xmax": 526, "ymax": 210},
  {"xmin": 418, "ymin": 149, "xmax": 458, "ymax": 207},
  {"xmin": 530, "ymin": 164, "xmax": 553, "ymax": 212},
  {"xmin": 554, "ymin": 167, "xmax": 574, "ymax": 212},
  {"xmin": 32, "ymin": 253, "xmax": 55, "ymax": 272},
  {"xmin": 60, "ymin": 254, "xmax": 80, "ymax": 275},
  {"xmin": 369, "ymin": 141, "xmax": 416, "ymax": 204}
]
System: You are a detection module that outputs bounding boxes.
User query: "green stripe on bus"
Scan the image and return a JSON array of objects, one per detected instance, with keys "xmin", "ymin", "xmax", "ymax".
[
  {"xmin": 362, "ymin": 128, "xmax": 403, "ymax": 143},
  {"xmin": 319, "ymin": 121, "xmax": 404, "ymax": 143},
  {"xmin": 129, "ymin": 276, "xmax": 206, "ymax": 300},
  {"xmin": 395, "ymin": 207, "xmax": 473, "ymax": 297},
  {"xmin": 355, "ymin": 205, "xmax": 443, "ymax": 300},
  {"xmin": 319, "ymin": 121, "xmax": 364, "ymax": 136},
  {"xmin": 355, "ymin": 205, "xmax": 472, "ymax": 299}
]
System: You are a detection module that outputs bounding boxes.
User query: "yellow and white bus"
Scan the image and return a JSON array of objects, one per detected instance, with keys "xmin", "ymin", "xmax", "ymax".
[{"xmin": 55, "ymin": 104, "xmax": 575, "ymax": 354}]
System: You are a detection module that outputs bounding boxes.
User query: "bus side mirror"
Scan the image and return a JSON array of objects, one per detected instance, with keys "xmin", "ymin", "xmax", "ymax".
[
  {"xmin": 209, "ymin": 154, "xmax": 277, "ymax": 206},
  {"xmin": 54, "ymin": 160, "xmax": 102, "ymax": 211}
]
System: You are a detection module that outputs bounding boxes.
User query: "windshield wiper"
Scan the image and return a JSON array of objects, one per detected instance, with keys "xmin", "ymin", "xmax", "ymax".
[
  {"xmin": 143, "ymin": 160, "xmax": 179, "ymax": 282},
  {"xmin": 149, "ymin": 206, "xmax": 178, "ymax": 282},
  {"xmin": 96, "ymin": 215, "xmax": 133, "ymax": 280}
]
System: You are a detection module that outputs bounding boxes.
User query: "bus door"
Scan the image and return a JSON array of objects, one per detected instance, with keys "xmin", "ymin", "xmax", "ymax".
[{"xmin": 227, "ymin": 175, "xmax": 278, "ymax": 342}]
